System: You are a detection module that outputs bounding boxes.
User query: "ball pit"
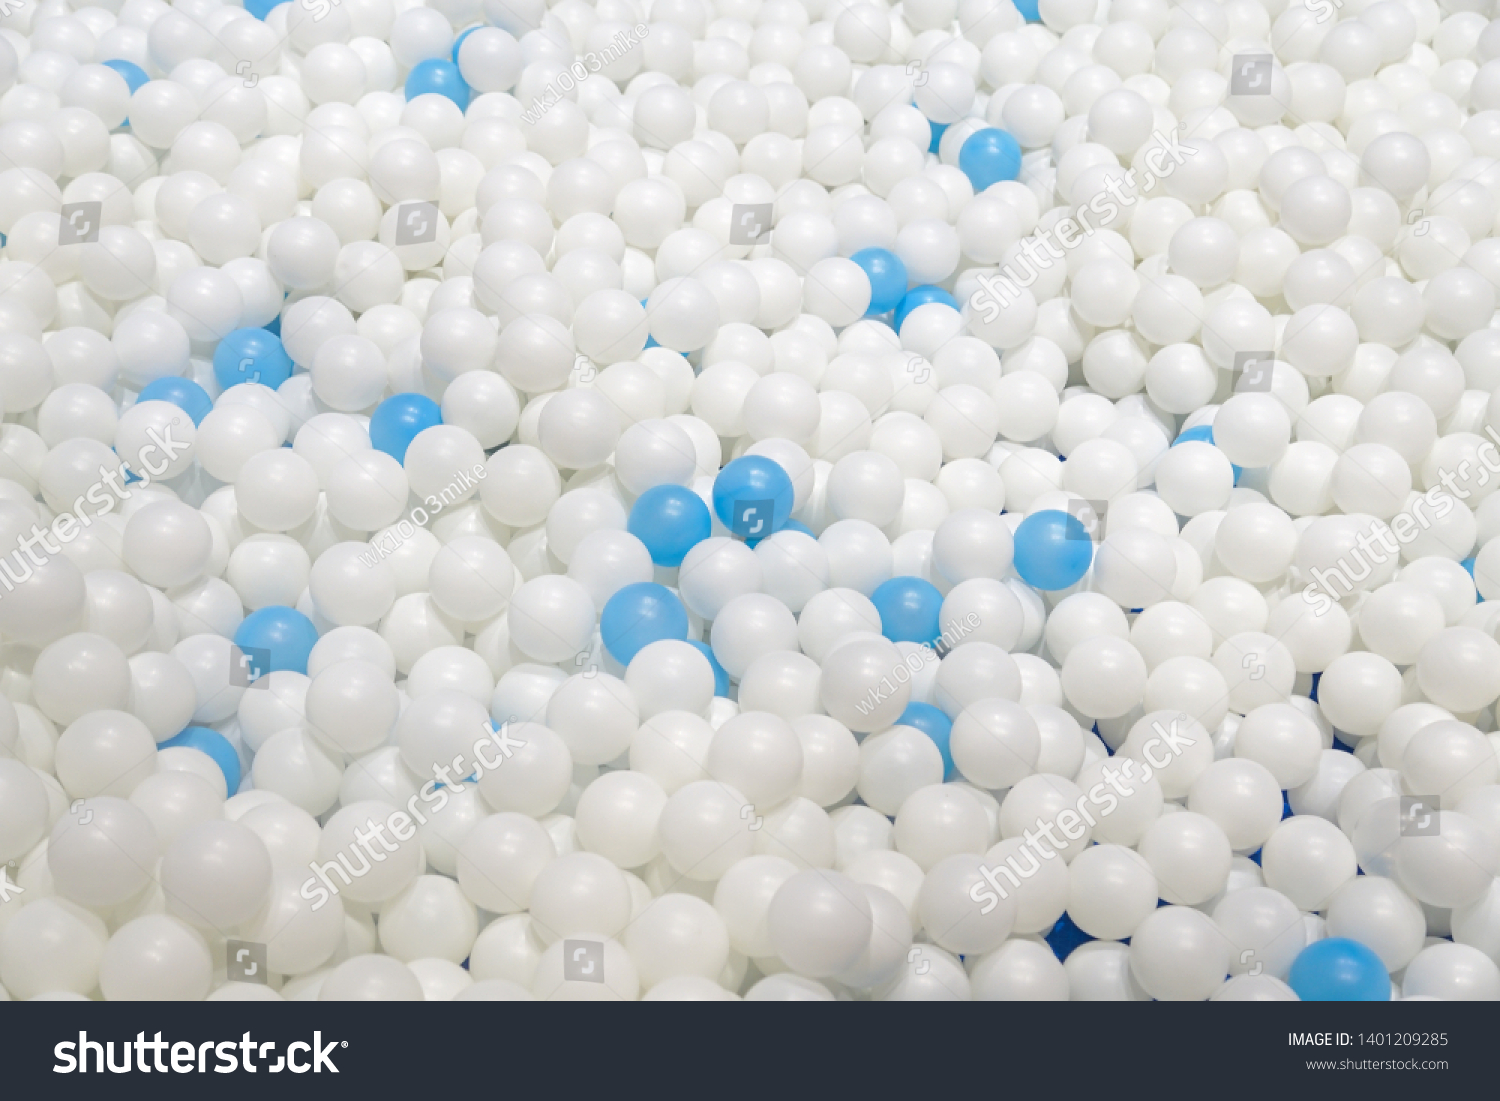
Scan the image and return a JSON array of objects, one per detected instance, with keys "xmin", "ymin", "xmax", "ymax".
[{"xmin": 0, "ymin": 0, "xmax": 1496, "ymax": 1009}]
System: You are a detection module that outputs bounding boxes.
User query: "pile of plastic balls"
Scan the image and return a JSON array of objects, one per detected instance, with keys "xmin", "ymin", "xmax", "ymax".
[{"xmin": 2, "ymin": 0, "xmax": 1500, "ymax": 1003}]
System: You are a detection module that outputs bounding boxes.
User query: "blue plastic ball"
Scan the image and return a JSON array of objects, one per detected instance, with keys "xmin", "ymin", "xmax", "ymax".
[
  {"xmin": 1045, "ymin": 911, "xmax": 1096, "ymax": 961},
  {"xmin": 959, "ymin": 127, "xmax": 1023, "ymax": 191},
  {"xmin": 928, "ymin": 119, "xmax": 947, "ymax": 154},
  {"xmin": 1173, "ymin": 424, "xmax": 1215, "ymax": 446},
  {"xmin": 687, "ymin": 639, "xmax": 730, "ymax": 697},
  {"xmin": 213, "ymin": 327, "xmax": 294, "ymax": 392},
  {"xmin": 405, "ymin": 59, "xmax": 470, "ymax": 109},
  {"xmin": 600, "ymin": 582, "xmax": 689, "ymax": 664},
  {"xmin": 243, "ymin": 0, "xmax": 284, "ymax": 17},
  {"xmin": 897, "ymin": 701, "xmax": 954, "ymax": 778},
  {"xmin": 851, "ymin": 248, "xmax": 908, "ymax": 315},
  {"xmin": 1013, "ymin": 509, "xmax": 1094, "ymax": 590},
  {"xmin": 780, "ymin": 519, "xmax": 815, "ymax": 537},
  {"xmin": 1288, "ymin": 937, "xmax": 1391, "ymax": 1001},
  {"xmin": 894, "ymin": 285, "xmax": 959, "ymax": 330},
  {"xmin": 871, "ymin": 576, "xmax": 944, "ymax": 645},
  {"xmin": 451, "ymin": 25, "xmax": 480, "ymax": 62},
  {"xmin": 1011, "ymin": 0, "xmax": 1040, "ymax": 20},
  {"xmin": 158, "ymin": 726, "xmax": 241, "ymax": 794},
  {"xmin": 711, "ymin": 455, "xmax": 795, "ymax": 538},
  {"xmin": 1173, "ymin": 423, "xmax": 1243, "ymax": 481},
  {"xmin": 370, "ymin": 393, "xmax": 442, "ymax": 463},
  {"xmin": 628, "ymin": 484, "xmax": 712, "ymax": 567},
  {"xmin": 137, "ymin": 376, "xmax": 213, "ymax": 426},
  {"xmin": 234, "ymin": 606, "xmax": 320, "ymax": 677},
  {"xmin": 103, "ymin": 59, "xmax": 150, "ymax": 93}
]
